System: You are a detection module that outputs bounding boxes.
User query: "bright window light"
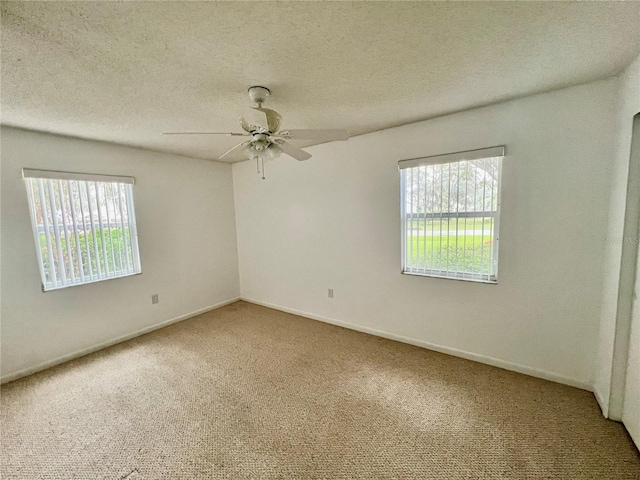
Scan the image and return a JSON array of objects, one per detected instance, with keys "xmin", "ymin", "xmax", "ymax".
[
  {"xmin": 399, "ymin": 147, "xmax": 504, "ymax": 283},
  {"xmin": 22, "ymin": 169, "xmax": 141, "ymax": 291}
]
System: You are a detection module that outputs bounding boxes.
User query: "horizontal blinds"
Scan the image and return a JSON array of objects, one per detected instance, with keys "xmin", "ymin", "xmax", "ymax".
[
  {"xmin": 24, "ymin": 174, "xmax": 141, "ymax": 291},
  {"xmin": 401, "ymin": 153, "xmax": 503, "ymax": 283},
  {"xmin": 23, "ymin": 168, "xmax": 135, "ymax": 185},
  {"xmin": 398, "ymin": 146, "xmax": 504, "ymax": 170}
]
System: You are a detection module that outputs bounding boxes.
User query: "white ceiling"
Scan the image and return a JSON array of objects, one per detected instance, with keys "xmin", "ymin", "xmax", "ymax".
[{"xmin": 2, "ymin": 2, "xmax": 640, "ymax": 163}]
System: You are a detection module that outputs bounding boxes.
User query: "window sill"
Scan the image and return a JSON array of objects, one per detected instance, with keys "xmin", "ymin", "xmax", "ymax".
[
  {"xmin": 401, "ymin": 270, "xmax": 497, "ymax": 284},
  {"xmin": 42, "ymin": 271, "xmax": 142, "ymax": 292}
]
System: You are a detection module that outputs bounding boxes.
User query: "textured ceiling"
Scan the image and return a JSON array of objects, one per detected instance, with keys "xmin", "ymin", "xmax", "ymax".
[{"xmin": 2, "ymin": 1, "xmax": 640, "ymax": 163}]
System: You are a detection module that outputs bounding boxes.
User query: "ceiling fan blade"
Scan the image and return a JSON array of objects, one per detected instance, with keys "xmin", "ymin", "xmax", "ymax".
[
  {"xmin": 239, "ymin": 116, "xmax": 263, "ymax": 134},
  {"xmin": 276, "ymin": 140, "xmax": 312, "ymax": 161},
  {"xmin": 219, "ymin": 140, "xmax": 252, "ymax": 160},
  {"xmin": 251, "ymin": 107, "xmax": 282, "ymax": 133},
  {"xmin": 277, "ymin": 129, "xmax": 349, "ymax": 142},
  {"xmin": 162, "ymin": 132, "xmax": 247, "ymax": 136}
]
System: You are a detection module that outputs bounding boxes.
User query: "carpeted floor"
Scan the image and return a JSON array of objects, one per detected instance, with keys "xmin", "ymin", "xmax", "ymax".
[{"xmin": 1, "ymin": 301, "xmax": 639, "ymax": 479}]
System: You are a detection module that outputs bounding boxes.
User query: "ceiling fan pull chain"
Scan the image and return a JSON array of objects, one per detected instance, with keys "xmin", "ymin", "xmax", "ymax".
[
  {"xmin": 256, "ymin": 156, "xmax": 260, "ymax": 175},
  {"xmin": 261, "ymin": 157, "xmax": 266, "ymax": 180}
]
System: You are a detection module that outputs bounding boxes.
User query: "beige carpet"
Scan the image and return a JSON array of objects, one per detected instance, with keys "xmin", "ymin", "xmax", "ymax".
[{"xmin": 1, "ymin": 301, "xmax": 639, "ymax": 479}]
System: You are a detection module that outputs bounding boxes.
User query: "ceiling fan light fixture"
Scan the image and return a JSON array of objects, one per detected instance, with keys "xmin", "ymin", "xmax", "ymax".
[{"xmin": 266, "ymin": 144, "xmax": 282, "ymax": 159}]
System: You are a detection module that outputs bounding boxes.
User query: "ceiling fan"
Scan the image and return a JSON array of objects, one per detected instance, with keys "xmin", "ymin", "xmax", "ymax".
[{"xmin": 163, "ymin": 86, "xmax": 350, "ymax": 178}]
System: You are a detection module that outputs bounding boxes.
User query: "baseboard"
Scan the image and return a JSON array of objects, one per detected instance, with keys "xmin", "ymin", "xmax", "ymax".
[
  {"xmin": 1, "ymin": 296, "xmax": 241, "ymax": 384},
  {"xmin": 241, "ymin": 296, "xmax": 593, "ymax": 392}
]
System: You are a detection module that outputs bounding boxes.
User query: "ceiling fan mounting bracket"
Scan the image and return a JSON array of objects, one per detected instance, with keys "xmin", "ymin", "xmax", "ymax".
[{"xmin": 248, "ymin": 86, "xmax": 270, "ymax": 105}]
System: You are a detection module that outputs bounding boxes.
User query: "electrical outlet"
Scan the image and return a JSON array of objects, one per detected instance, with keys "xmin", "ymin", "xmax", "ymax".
[
  {"xmin": 328, "ymin": 288, "xmax": 334, "ymax": 298},
  {"xmin": 151, "ymin": 294, "xmax": 159, "ymax": 304}
]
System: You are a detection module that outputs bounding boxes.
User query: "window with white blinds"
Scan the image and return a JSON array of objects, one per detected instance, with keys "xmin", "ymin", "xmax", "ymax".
[
  {"xmin": 23, "ymin": 169, "xmax": 141, "ymax": 291},
  {"xmin": 399, "ymin": 146, "xmax": 504, "ymax": 283}
]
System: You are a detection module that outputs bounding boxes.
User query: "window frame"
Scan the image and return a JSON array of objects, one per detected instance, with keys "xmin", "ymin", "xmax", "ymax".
[
  {"xmin": 399, "ymin": 146, "xmax": 504, "ymax": 284},
  {"xmin": 22, "ymin": 168, "xmax": 142, "ymax": 291}
]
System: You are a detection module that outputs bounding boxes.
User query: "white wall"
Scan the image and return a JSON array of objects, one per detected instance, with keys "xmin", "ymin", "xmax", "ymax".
[
  {"xmin": 233, "ymin": 79, "xmax": 618, "ymax": 389},
  {"xmin": 595, "ymin": 53, "xmax": 640, "ymax": 418},
  {"xmin": 0, "ymin": 127, "xmax": 240, "ymax": 381},
  {"xmin": 623, "ymin": 219, "xmax": 640, "ymax": 448}
]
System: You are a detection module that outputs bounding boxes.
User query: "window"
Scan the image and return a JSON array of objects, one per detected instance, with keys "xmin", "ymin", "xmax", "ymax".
[
  {"xmin": 23, "ymin": 169, "xmax": 141, "ymax": 291},
  {"xmin": 399, "ymin": 146, "xmax": 504, "ymax": 283}
]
